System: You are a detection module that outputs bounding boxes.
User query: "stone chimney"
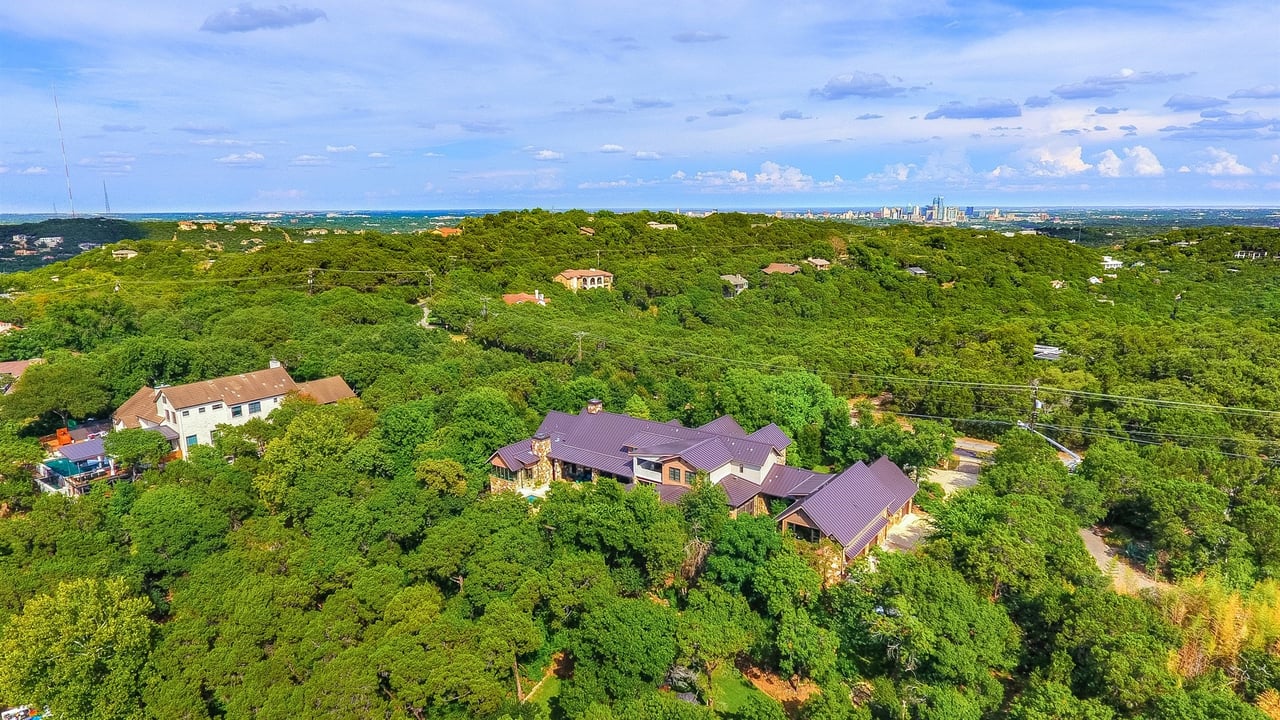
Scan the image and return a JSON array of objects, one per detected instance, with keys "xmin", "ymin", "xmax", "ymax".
[
  {"xmin": 531, "ymin": 432, "xmax": 551, "ymax": 459},
  {"xmin": 586, "ymin": 398, "xmax": 603, "ymax": 415}
]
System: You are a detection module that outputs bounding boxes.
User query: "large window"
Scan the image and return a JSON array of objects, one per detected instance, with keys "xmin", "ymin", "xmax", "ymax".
[
  {"xmin": 231, "ymin": 405, "xmax": 243, "ymax": 418},
  {"xmin": 185, "ymin": 435, "xmax": 198, "ymax": 448},
  {"xmin": 668, "ymin": 467, "xmax": 682, "ymax": 483},
  {"xmin": 492, "ymin": 465, "xmax": 518, "ymax": 483},
  {"xmin": 637, "ymin": 459, "xmax": 661, "ymax": 474},
  {"xmin": 248, "ymin": 400, "xmax": 262, "ymax": 414}
]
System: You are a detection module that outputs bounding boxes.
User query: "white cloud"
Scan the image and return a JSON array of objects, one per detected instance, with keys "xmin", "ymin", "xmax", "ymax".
[
  {"xmin": 634, "ymin": 151, "xmax": 662, "ymax": 160},
  {"xmin": 290, "ymin": 154, "xmax": 330, "ymax": 166},
  {"xmin": 1024, "ymin": 144, "xmax": 1092, "ymax": 177},
  {"xmin": 326, "ymin": 144, "xmax": 357, "ymax": 153},
  {"xmin": 17, "ymin": 166, "xmax": 48, "ymax": 175},
  {"xmin": 599, "ymin": 144, "xmax": 625, "ymax": 153},
  {"xmin": 1095, "ymin": 146, "xmax": 1164, "ymax": 177},
  {"xmin": 367, "ymin": 152, "xmax": 389, "ymax": 158},
  {"xmin": 1193, "ymin": 147, "xmax": 1253, "ymax": 176},
  {"xmin": 214, "ymin": 151, "xmax": 265, "ymax": 165},
  {"xmin": 753, "ymin": 161, "xmax": 813, "ymax": 191},
  {"xmin": 533, "ymin": 149, "xmax": 564, "ymax": 161}
]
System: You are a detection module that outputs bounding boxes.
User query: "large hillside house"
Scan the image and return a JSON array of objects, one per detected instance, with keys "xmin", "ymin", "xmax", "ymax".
[
  {"xmin": 112, "ymin": 362, "xmax": 356, "ymax": 457},
  {"xmin": 554, "ymin": 268, "xmax": 613, "ymax": 291},
  {"xmin": 490, "ymin": 403, "xmax": 917, "ymax": 562}
]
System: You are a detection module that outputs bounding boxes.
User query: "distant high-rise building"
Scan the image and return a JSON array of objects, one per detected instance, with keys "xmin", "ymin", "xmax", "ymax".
[{"xmin": 932, "ymin": 196, "xmax": 945, "ymax": 221}]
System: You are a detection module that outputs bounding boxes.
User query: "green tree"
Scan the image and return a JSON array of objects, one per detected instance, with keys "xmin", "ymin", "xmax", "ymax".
[
  {"xmin": 127, "ymin": 484, "xmax": 230, "ymax": 584},
  {"xmin": 678, "ymin": 586, "xmax": 757, "ymax": 701},
  {"xmin": 1, "ymin": 352, "xmax": 112, "ymax": 425},
  {"xmin": 0, "ymin": 578, "xmax": 155, "ymax": 720},
  {"xmin": 104, "ymin": 427, "xmax": 173, "ymax": 478}
]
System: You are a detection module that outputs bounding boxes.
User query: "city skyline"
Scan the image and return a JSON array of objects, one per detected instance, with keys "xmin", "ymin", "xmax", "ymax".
[{"xmin": 1, "ymin": 1, "xmax": 1278, "ymax": 212}]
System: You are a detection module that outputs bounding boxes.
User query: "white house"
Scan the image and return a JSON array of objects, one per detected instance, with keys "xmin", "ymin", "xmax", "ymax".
[
  {"xmin": 112, "ymin": 362, "xmax": 355, "ymax": 457},
  {"xmin": 1101, "ymin": 256, "xmax": 1123, "ymax": 270}
]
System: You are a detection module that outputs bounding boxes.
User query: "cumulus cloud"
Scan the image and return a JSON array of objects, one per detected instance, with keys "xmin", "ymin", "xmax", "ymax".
[
  {"xmin": 367, "ymin": 152, "xmax": 388, "ymax": 158},
  {"xmin": 201, "ymin": 4, "xmax": 327, "ymax": 33},
  {"xmin": 925, "ymin": 98, "xmax": 1020, "ymax": 120},
  {"xmin": 753, "ymin": 161, "xmax": 815, "ymax": 191},
  {"xmin": 1119, "ymin": 124, "xmax": 1138, "ymax": 136},
  {"xmin": 634, "ymin": 151, "xmax": 662, "ymax": 160},
  {"xmin": 707, "ymin": 107, "xmax": 744, "ymax": 117},
  {"xmin": 812, "ymin": 72, "xmax": 906, "ymax": 100},
  {"xmin": 290, "ymin": 154, "xmax": 329, "ymax": 166},
  {"xmin": 533, "ymin": 149, "xmax": 564, "ymax": 161},
  {"xmin": 1095, "ymin": 146, "xmax": 1164, "ymax": 177},
  {"xmin": 326, "ymin": 144, "xmax": 357, "ymax": 152},
  {"xmin": 1095, "ymin": 106, "xmax": 1124, "ymax": 115},
  {"xmin": 599, "ymin": 144, "xmax": 625, "ymax": 153},
  {"xmin": 215, "ymin": 151, "xmax": 264, "ymax": 165},
  {"xmin": 1163, "ymin": 94, "xmax": 1227, "ymax": 111},
  {"xmin": 460, "ymin": 120, "xmax": 509, "ymax": 134},
  {"xmin": 1193, "ymin": 147, "xmax": 1253, "ymax": 175},
  {"xmin": 632, "ymin": 98, "xmax": 673, "ymax": 109},
  {"xmin": 778, "ymin": 110, "xmax": 811, "ymax": 120},
  {"xmin": 17, "ymin": 166, "xmax": 48, "ymax": 175},
  {"xmin": 1024, "ymin": 96, "xmax": 1053, "ymax": 108},
  {"xmin": 1024, "ymin": 144, "xmax": 1092, "ymax": 176},
  {"xmin": 672, "ymin": 30, "xmax": 727, "ymax": 43},
  {"xmin": 1052, "ymin": 68, "xmax": 1191, "ymax": 99},
  {"xmin": 1230, "ymin": 84, "xmax": 1280, "ymax": 99},
  {"xmin": 855, "ymin": 113, "xmax": 883, "ymax": 120}
]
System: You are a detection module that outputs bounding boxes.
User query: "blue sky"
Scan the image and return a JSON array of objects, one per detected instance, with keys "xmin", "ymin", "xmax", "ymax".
[{"xmin": 1, "ymin": 1, "xmax": 1277, "ymax": 211}]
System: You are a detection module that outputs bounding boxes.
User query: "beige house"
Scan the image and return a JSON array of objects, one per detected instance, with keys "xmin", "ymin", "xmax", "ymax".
[{"xmin": 554, "ymin": 268, "xmax": 613, "ymax": 291}]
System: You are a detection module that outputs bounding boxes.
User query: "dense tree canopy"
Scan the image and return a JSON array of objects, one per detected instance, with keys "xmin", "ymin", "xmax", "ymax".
[{"xmin": 0, "ymin": 212, "xmax": 1277, "ymax": 718}]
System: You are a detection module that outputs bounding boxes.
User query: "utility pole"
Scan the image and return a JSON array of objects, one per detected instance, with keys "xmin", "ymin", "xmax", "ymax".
[
  {"xmin": 307, "ymin": 269, "xmax": 315, "ymax": 296},
  {"xmin": 596, "ymin": 249, "xmax": 601, "ymax": 265},
  {"xmin": 480, "ymin": 296, "xmax": 489, "ymax": 319},
  {"xmin": 574, "ymin": 331, "xmax": 587, "ymax": 363},
  {"xmin": 447, "ymin": 255, "xmax": 457, "ymax": 274},
  {"xmin": 1029, "ymin": 378, "xmax": 1040, "ymax": 430}
]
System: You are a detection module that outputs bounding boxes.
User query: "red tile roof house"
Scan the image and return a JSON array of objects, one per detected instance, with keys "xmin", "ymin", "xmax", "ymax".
[
  {"xmin": 762, "ymin": 263, "xmax": 801, "ymax": 275},
  {"xmin": 489, "ymin": 401, "xmax": 917, "ymax": 563},
  {"xmin": 112, "ymin": 362, "xmax": 355, "ymax": 458}
]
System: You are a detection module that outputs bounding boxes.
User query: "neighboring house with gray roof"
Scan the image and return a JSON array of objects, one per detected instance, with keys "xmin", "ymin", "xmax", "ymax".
[
  {"xmin": 489, "ymin": 403, "xmax": 916, "ymax": 563},
  {"xmin": 112, "ymin": 361, "xmax": 355, "ymax": 458}
]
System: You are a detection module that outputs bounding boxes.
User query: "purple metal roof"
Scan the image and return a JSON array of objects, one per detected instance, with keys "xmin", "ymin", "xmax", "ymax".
[
  {"xmin": 845, "ymin": 516, "xmax": 890, "ymax": 559},
  {"xmin": 504, "ymin": 407, "xmax": 782, "ymax": 480},
  {"xmin": 775, "ymin": 456, "xmax": 915, "ymax": 550},
  {"xmin": 760, "ymin": 464, "xmax": 833, "ymax": 498},
  {"xmin": 550, "ymin": 443, "xmax": 634, "ymax": 478},
  {"xmin": 719, "ymin": 474, "xmax": 763, "ymax": 507},
  {"xmin": 678, "ymin": 439, "xmax": 736, "ymax": 471},
  {"xmin": 58, "ymin": 437, "xmax": 105, "ymax": 463},
  {"xmin": 657, "ymin": 484, "xmax": 691, "ymax": 503},
  {"xmin": 747, "ymin": 423, "xmax": 792, "ymax": 450},
  {"xmin": 698, "ymin": 415, "xmax": 748, "ymax": 438},
  {"xmin": 492, "ymin": 439, "xmax": 536, "ymax": 471}
]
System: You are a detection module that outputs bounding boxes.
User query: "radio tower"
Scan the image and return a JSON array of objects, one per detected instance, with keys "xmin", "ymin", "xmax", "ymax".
[{"xmin": 54, "ymin": 92, "xmax": 75, "ymax": 217}]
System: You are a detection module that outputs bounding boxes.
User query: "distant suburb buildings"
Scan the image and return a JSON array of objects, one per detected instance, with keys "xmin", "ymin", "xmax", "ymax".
[
  {"xmin": 489, "ymin": 403, "xmax": 917, "ymax": 563},
  {"xmin": 112, "ymin": 361, "xmax": 355, "ymax": 458}
]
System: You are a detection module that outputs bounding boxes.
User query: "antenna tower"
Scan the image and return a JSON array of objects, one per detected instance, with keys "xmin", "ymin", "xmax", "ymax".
[{"xmin": 53, "ymin": 92, "xmax": 75, "ymax": 217}]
